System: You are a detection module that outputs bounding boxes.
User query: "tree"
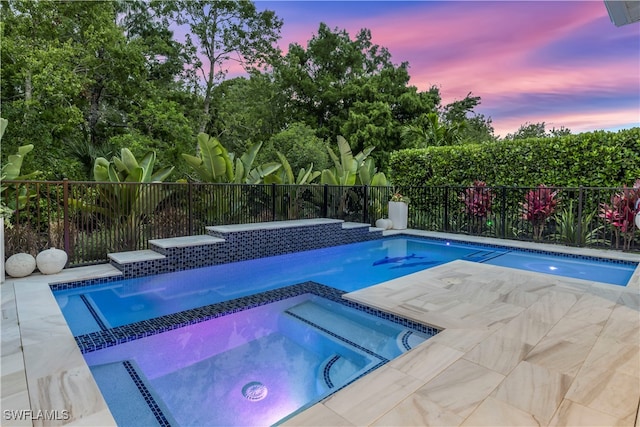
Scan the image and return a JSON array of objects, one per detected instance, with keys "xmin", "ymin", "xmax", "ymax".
[
  {"xmin": 504, "ymin": 122, "xmax": 571, "ymax": 140},
  {"xmin": 274, "ymin": 23, "xmax": 442, "ymax": 171},
  {"xmin": 1, "ymin": 1, "xmax": 198, "ymax": 180},
  {"xmin": 261, "ymin": 123, "xmax": 328, "ymax": 173},
  {"xmin": 209, "ymin": 73, "xmax": 286, "ymax": 156},
  {"xmin": 167, "ymin": 0, "xmax": 283, "ymax": 134}
]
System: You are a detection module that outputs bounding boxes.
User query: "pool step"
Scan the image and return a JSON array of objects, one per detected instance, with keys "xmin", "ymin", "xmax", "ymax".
[
  {"xmin": 109, "ymin": 219, "xmax": 385, "ymax": 278},
  {"xmin": 90, "ymin": 360, "xmax": 177, "ymax": 427},
  {"xmin": 284, "ymin": 300, "xmax": 426, "ymax": 360},
  {"xmin": 463, "ymin": 250, "xmax": 506, "ymax": 263},
  {"xmin": 318, "ymin": 354, "xmax": 361, "ymax": 390},
  {"xmin": 148, "ymin": 234, "xmax": 225, "ymax": 249}
]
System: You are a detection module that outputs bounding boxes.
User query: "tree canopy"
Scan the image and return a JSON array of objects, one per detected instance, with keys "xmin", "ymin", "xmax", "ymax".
[{"xmin": 2, "ymin": 0, "xmax": 534, "ymax": 182}]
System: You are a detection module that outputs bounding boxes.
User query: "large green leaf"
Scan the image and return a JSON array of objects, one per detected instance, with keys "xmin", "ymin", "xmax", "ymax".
[
  {"xmin": 197, "ymin": 133, "xmax": 228, "ymax": 181},
  {"xmin": 151, "ymin": 166, "xmax": 174, "ymax": 183},
  {"xmin": 120, "ymin": 148, "xmax": 140, "ymax": 174},
  {"xmin": 321, "ymin": 169, "xmax": 338, "ymax": 185},
  {"xmin": 0, "ymin": 117, "xmax": 7, "ymax": 141},
  {"xmin": 138, "ymin": 151, "xmax": 156, "ymax": 182},
  {"xmin": 93, "ymin": 157, "xmax": 112, "ymax": 181},
  {"xmin": 246, "ymin": 162, "xmax": 281, "ymax": 184},
  {"xmin": 276, "ymin": 151, "xmax": 294, "ymax": 184},
  {"xmin": 2, "ymin": 145, "xmax": 34, "ymax": 180}
]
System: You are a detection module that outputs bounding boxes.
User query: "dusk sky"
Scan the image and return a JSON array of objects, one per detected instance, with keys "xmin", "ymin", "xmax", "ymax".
[{"xmin": 255, "ymin": 1, "xmax": 640, "ymax": 137}]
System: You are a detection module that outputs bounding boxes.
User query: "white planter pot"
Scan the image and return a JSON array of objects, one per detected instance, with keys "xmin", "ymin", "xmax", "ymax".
[
  {"xmin": 388, "ymin": 201, "xmax": 408, "ymax": 230},
  {"xmin": 36, "ymin": 247, "xmax": 68, "ymax": 275},
  {"xmin": 5, "ymin": 253, "xmax": 36, "ymax": 278}
]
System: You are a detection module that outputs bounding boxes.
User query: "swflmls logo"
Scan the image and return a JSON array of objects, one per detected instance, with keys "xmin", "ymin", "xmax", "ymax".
[{"xmin": 3, "ymin": 409, "xmax": 70, "ymax": 421}]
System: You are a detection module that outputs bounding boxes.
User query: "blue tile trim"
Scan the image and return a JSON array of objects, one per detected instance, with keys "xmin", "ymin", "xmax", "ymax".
[
  {"xmin": 75, "ymin": 281, "xmax": 439, "ymax": 354},
  {"xmin": 50, "ymin": 276, "xmax": 124, "ymax": 292},
  {"xmin": 323, "ymin": 355, "xmax": 341, "ymax": 389},
  {"xmin": 401, "ymin": 330, "xmax": 413, "ymax": 351},
  {"xmin": 122, "ymin": 361, "xmax": 172, "ymax": 427},
  {"xmin": 79, "ymin": 295, "xmax": 108, "ymax": 332}
]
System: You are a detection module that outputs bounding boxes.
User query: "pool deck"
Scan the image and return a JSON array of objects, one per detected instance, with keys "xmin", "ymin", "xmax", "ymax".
[{"xmin": 2, "ymin": 231, "xmax": 639, "ymax": 426}]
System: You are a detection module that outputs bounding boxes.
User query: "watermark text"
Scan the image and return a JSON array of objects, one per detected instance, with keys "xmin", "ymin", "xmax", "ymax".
[{"xmin": 3, "ymin": 409, "xmax": 70, "ymax": 421}]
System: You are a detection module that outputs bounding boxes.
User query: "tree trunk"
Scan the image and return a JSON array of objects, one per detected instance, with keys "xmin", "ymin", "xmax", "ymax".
[{"xmin": 25, "ymin": 70, "xmax": 32, "ymax": 102}]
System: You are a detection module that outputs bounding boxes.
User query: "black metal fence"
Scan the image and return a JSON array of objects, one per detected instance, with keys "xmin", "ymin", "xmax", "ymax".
[{"xmin": 2, "ymin": 180, "xmax": 638, "ymax": 266}]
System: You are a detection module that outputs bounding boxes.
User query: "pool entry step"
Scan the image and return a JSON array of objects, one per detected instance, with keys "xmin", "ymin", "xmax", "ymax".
[
  {"xmin": 463, "ymin": 249, "xmax": 507, "ymax": 263},
  {"xmin": 283, "ymin": 300, "xmax": 428, "ymax": 361}
]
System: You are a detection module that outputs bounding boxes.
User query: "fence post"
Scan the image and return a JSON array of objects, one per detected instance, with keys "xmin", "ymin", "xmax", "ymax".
[
  {"xmin": 188, "ymin": 181, "xmax": 193, "ymax": 235},
  {"xmin": 323, "ymin": 184, "xmax": 328, "ymax": 218},
  {"xmin": 363, "ymin": 185, "xmax": 369, "ymax": 224},
  {"xmin": 271, "ymin": 183, "xmax": 277, "ymax": 221},
  {"xmin": 577, "ymin": 186, "xmax": 584, "ymax": 247},
  {"xmin": 443, "ymin": 187, "xmax": 449, "ymax": 232},
  {"xmin": 500, "ymin": 186, "xmax": 507, "ymax": 239},
  {"xmin": 63, "ymin": 179, "xmax": 70, "ymax": 259}
]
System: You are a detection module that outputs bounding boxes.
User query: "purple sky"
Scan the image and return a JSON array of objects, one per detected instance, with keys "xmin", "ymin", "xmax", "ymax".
[{"xmin": 254, "ymin": 1, "xmax": 640, "ymax": 137}]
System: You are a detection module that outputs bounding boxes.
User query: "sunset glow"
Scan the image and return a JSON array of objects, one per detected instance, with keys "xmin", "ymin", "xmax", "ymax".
[{"xmin": 260, "ymin": 1, "xmax": 640, "ymax": 137}]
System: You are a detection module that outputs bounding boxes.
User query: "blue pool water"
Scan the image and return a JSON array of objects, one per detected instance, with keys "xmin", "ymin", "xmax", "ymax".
[
  {"xmin": 55, "ymin": 237, "xmax": 636, "ymax": 336},
  {"xmin": 83, "ymin": 294, "xmax": 430, "ymax": 426}
]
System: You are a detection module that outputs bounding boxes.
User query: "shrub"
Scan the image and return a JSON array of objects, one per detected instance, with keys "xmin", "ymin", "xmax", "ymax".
[{"xmin": 389, "ymin": 128, "xmax": 640, "ymax": 188}]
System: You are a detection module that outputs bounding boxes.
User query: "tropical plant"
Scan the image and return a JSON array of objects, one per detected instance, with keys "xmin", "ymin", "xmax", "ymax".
[
  {"xmin": 460, "ymin": 180, "xmax": 494, "ymax": 234},
  {"xmin": 551, "ymin": 200, "xmax": 608, "ymax": 246},
  {"xmin": 0, "ymin": 118, "xmax": 40, "ymax": 226},
  {"xmin": 599, "ymin": 179, "xmax": 640, "ymax": 250},
  {"xmin": 521, "ymin": 184, "xmax": 559, "ymax": 240},
  {"xmin": 183, "ymin": 133, "xmax": 281, "ymax": 184},
  {"xmin": 72, "ymin": 148, "xmax": 174, "ymax": 251},
  {"xmin": 268, "ymin": 152, "xmax": 321, "ymax": 219},
  {"xmin": 320, "ymin": 136, "xmax": 386, "ymax": 186},
  {"xmin": 320, "ymin": 135, "xmax": 389, "ymax": 220}
]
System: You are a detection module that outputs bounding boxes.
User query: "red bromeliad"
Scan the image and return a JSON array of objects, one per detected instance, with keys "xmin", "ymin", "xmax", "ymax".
[
  {"xmin": 461, "ymin": 181, "xmax": 494, "ymax": 234},
  {"xmin": 521, "ymin": 184, "xmax": 559, "ymax": 240},
  {"xmin": 599, "ymin": 179, "xmax": 640, "ymax": 250},
  {"xmin": 461, "ymin": 180, "xmax": 494, "ymax": 218}
]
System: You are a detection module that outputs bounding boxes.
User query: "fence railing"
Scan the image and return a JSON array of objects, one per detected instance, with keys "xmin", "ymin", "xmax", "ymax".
[{"xmin": 2, "ymin": 180, "xmax": 638, "ymax": 266}]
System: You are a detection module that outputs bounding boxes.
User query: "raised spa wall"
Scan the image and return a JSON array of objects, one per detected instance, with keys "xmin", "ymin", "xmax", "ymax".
[{"xmin": 107, "ymin": 219, "xmax": 383, "ymax": 279}]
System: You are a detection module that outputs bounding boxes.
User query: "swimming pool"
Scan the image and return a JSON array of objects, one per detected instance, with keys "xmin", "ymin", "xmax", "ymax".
[
  {"xmin": 54, "ymin": 236, "xmax": 636, "ymax": 336},
  {"xmin": 82, "ymin": 292, "xmax": 432, "ymax": 426},
  {"xmin": 52, "ymin": 235, "xmax": 637, "ymax": 426}
]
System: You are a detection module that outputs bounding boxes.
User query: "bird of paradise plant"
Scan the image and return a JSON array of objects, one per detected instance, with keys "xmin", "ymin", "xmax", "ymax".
[
  {"xmin": 521, "ymin": 184, "xmax": 559, "ymax": 240},
  {"xmin": 599, "ymin": 179, "xmax": 640, "ymax": 250}
]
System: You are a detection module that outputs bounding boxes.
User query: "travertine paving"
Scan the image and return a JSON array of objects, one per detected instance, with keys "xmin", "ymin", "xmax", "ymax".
[
  {"xmin": 2, "ymin": 235, "xmax": 639, "ymax": 426},
  {"xmin": 285, "ymin": 257, "xmax": 640, "ymax": 426}
]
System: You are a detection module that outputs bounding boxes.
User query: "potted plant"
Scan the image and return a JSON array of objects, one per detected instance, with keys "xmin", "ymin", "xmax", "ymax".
[{"xmin": 388, "ymin": 192, "xmax": 410, "ymax": 230}]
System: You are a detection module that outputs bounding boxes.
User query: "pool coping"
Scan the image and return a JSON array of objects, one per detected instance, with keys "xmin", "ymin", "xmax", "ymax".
[{"xmin": 2, "ymin": 232, "xmax": 639, "ymax": 426}]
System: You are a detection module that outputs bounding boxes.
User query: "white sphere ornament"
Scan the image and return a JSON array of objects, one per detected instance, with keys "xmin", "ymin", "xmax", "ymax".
[
  {"xmin": 635, "ymin": 212, "xmax": 640, "ymax": 230},
  {"xmin": 36, "ymin": 247, "xmax": 68, "ymax": 275},
  {"xmin": 5, "ymin": 253, "xmax": 37, "ymax": 278},
  {"xmin": 375, "ymin": 218, "xmax": 393, "ymax": 230}
]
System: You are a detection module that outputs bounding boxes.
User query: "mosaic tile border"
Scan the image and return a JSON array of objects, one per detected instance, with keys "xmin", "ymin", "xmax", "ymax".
[
  {"xmin": 122, "ymin": 361, "xmax": 172, "ymax": 427},
  {"xmin": 75, "ymin": 281, "xmax": 440, "ymax": 354},
  {"xmin": 403, "ymin": 234, "xmax": 639, "ymax": 266},
  {"xmin": 80, "ymin": 295, "xmax": 108, "ymax": 331},
  {"xmin": 50, "ymin": 275, "xmax": 125, "ymax": 291}
]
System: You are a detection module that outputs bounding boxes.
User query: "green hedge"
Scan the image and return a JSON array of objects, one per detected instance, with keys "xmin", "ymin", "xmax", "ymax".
[{"xmin": 389, "ymin": 128, "xmax": 640, "ymax": 187}]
